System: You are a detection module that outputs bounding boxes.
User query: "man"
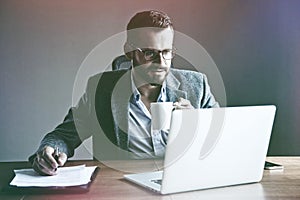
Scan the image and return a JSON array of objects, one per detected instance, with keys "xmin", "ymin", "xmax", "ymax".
[{"xmin": 30, "ymin": 10, "xmax": 219, "ymax": 175}]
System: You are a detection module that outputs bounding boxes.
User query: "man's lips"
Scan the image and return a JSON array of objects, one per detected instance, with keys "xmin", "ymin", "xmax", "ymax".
[
  {"xmin": 151, "ymin": 69, "xmax": 164, "ymax": 72},
  {"xmin": 148, "ymin": 66, "xmax": 167, "ymax": 73}
]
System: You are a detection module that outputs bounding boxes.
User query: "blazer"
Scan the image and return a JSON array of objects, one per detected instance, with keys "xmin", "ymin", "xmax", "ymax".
[{"xmin": 29, "ymin": 68, "xmax": 219, "ymax": 161}]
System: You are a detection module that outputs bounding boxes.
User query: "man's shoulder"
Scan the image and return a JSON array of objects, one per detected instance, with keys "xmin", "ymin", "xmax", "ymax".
[
  {"xmin": 88, "ymin": 69, "xmax": 129, "ymax": 83},
  {"xmin": 170, "ymin": 68, "xmax": 205, "ymax": 81},
  {"xmin": 83, "ymin": 70, "xmax": 130, "ymax": 92},
  {"xmin": 89, "ymin": 69, "xmax": 128, "ymax": 79}
]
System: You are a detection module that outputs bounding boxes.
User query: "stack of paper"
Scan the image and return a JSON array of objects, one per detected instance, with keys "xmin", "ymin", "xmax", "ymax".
[{"xmin": 10, "ymin": 165, "xmax": 98, "ymax": 187}]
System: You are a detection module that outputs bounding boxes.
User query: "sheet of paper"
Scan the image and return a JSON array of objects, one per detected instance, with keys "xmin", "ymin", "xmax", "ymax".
[{"xmin": 10, "ymin": 165, "xmax": 97, "ymax": 187}]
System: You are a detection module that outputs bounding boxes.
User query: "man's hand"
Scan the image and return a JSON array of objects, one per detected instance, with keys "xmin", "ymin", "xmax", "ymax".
[
  {"xmin": 32, "ymin": 146, "xmax": 67, "ymax": 176},
  {"xmin": 173, "ymin": 97, "xmax": 194, "ymax": 109}
]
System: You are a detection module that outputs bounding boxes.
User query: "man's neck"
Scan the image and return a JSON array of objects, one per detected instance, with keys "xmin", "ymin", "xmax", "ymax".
[
  {"xmin": 138, "ymin": 84, "xmax": 162, "ymax": 101},
  {"xmin": 137, "ymin": 84, "xmax": 161, "ymax": 111}
]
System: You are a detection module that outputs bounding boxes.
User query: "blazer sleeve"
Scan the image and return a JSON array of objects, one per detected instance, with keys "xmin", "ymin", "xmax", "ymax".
[
  {"xmin": 28, "ymin": 75, "xmax": 100, "ymax": 163},
  {"xmin": 200, "ymin": 74, "xmax": 219, "ymax": 108}
]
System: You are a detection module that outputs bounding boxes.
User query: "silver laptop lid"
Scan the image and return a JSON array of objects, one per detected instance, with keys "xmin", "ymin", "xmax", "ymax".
[{"xmin": 161, "ymin": 105, "xmax": 276, "ymax": 194}]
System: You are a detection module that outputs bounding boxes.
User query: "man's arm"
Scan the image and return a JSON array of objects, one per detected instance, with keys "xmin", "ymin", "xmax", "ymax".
[
  {"xmin": 173, "ymin": 73, "xmax": 219, "ymax": 109},
  {"xmin": 200, "ymin": 73, "xmax": 219, "ymax": 108},
  {"xmin": 29, "ymin": 108, "xmax": 86, "ymax": 175},
  {"xmin": 171, "ymin": 69, "xmax": 219, "ymax": 108},
  {"xmin": 29, "ymin": 74, "xmax": 100, "ymax": 175}
]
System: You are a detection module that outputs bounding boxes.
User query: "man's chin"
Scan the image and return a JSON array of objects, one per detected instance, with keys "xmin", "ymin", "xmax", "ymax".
[
  {"xmin": 133, "ymin": 70, "xmax": 168, "ymax": 86},
  {"xmin": 147, "ymin": 75, "xmax": 166, "ymax": 85},
  {"xmin": 150, "ymin": 82, "xmax": 162, "ymax": 86},
  {"xmin": 148, "ymin": 71, "xmax": 168, "ymax": 83}
]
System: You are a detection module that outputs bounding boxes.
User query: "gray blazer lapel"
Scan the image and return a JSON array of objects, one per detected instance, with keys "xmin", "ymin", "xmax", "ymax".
[
  {"xmin": 166, "ymin": 71, "xmax": 187, "ymax": 102},
  {"xmin": 110, "ymin": 70, "xmax": 132, "ymax": 150}
]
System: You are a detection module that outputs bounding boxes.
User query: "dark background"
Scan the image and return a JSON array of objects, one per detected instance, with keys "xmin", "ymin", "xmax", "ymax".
[{"xmin": 1, "ymin": 0, "xmax": 299, "ymax": 161}]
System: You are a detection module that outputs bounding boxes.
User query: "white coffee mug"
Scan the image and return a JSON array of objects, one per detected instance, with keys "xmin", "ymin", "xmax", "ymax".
[{"xmin": 150, "ymin": 102, "xmax": 174, "ymax": 131}]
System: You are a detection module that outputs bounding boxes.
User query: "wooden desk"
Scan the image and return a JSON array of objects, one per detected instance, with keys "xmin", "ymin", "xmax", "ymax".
[{"xmin": 0, "ymin": 157, "xmax": 299, "ymax": 199}]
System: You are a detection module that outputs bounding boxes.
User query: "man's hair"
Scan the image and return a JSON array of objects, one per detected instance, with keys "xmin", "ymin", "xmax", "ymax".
[{"xmin": 126, "ymin": 10, "xmax": 173, "ymax": 30}]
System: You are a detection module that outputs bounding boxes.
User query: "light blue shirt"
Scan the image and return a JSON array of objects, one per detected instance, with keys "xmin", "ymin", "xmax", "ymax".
[{"xmin": 128, "ymin": 73, "xmax": 169, "ymax": 158}]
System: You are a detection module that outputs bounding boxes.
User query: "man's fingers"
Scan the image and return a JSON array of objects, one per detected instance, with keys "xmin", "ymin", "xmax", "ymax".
[
  {"xmin": 32, "ymin": 157, "xmax": 46, "ymax": 175},
  {"xmin": 31, "ymin": 146, "xmax": 61, "ymax": 176},
  {"xmin": 33, "ymin": 155, "xmax": 57, "ymax": 176},
  {"xmin": 173, "ymin": 98, "xmax": 194, "ymax": 109},
  {"xmin": 57, "ymin": 153, "xmax": 67, "ymax": 166},
  {"xmin": 44, "ymin": 147, "xmax": 59, "ymax": 169},
  {"xmin": 31, "ymin": 146, "xmax": 68, "ymax": 176}
]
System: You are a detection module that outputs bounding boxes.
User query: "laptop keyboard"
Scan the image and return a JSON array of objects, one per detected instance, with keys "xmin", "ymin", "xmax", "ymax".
[{"xmin": 151, "ymin": 179, "xmax": 162, "ymax": 185}]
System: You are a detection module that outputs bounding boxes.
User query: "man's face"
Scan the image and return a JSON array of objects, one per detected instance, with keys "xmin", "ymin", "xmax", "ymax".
[{"xmin": 129, "ymin": 27, "xmax": 174, "ymax": 86}]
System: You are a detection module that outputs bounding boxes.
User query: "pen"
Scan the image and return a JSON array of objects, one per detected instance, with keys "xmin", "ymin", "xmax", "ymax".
[
  {"xmin": 54, "ymin": 147, "xmax": 59, "ymax": 171},
  {"xmin": 54, "ymin": 146, "xmax": 59, "ymax": 162}
]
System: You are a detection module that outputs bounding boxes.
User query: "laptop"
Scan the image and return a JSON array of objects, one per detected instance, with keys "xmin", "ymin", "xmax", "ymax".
[{"xmin": 124, "ymin": 105, "xmax": 276, "ymax": 194}]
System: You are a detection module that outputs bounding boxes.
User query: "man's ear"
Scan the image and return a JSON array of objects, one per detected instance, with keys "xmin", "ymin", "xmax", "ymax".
[{"xmin": 124, "ymin": 42, "xmax": 133, "ymax": 60}]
